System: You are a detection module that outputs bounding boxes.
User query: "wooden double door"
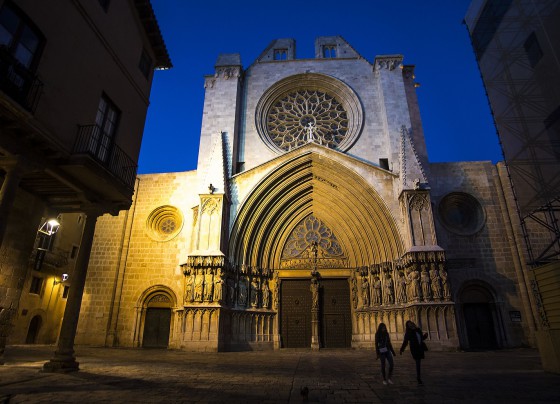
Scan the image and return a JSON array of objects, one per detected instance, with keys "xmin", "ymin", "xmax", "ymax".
[{"xmin": 281, "ymin": 279, "xmax": 351, "ymax": 348}]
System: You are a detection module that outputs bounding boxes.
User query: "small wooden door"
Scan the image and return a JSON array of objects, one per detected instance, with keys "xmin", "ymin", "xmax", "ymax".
[
  {"xmin": 142, "ymin": 308, "xmax": 171, "ymax": 348},
  {"xmin": 464, "ymin": 303, "xmax": 497, "ymax": 349},
  {"xmin": 25, "ymin": 315, "xmax": 41, "ymax": 344}
]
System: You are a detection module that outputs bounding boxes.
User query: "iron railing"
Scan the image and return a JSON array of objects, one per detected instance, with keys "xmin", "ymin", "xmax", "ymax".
[
  {"xmin": 74, "ymin": 124, "xmax": 138, "ymax": 191},
  {"xmin": 0, "ymin": 46, "xmax": 43, "ymax": 113}
]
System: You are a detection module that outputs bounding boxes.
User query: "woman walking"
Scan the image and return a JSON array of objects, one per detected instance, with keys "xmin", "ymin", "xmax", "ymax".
[
  {"xmin": 400, "ymin": 320, "xmax": 428, "ymax": 385},
  {"xmin": 375, "ymin": 323, "xmax": 396, "ymax": 385}
]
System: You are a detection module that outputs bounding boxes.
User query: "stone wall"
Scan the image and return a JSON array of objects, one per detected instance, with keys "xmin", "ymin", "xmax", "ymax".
[{"xmin": 77, "ymin": 171, "xmax": 198, "ymax": 347}]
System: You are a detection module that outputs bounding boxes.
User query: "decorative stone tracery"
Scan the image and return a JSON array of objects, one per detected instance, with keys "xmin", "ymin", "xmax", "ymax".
[{"xmin": 281, "ymin": 214, "xmax": 347, "ymax": 269}]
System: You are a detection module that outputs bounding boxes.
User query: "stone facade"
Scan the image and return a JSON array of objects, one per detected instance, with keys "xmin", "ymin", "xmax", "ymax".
[{"xmin": 11, "ymin": 37, "xmax": 538, "ymax": 353}]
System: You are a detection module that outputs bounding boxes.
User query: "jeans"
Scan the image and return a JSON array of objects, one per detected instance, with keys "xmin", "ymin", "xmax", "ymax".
[{"xmin": 380, "ymin": 352, "xmax": 394, "ymax": 380}]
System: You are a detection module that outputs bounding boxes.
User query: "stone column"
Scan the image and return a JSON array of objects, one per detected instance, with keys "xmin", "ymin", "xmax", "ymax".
[
  {"xmin": 43, "ymin": 210, "xmax": 100, "ymax": 372},
  {"xmin": 310, "ymin": 276, "xmax": 320, "ymax": 350},
  {"xmin": 0, "ymin": 160, "xmax": 27, "ymax": 249}
]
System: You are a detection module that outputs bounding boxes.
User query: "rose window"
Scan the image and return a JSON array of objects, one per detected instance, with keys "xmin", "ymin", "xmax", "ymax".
[
  {"xmin": 266, "ymin": 90, "xmax": 349, "ymax": 151},
  {"xmin": 146, "ymin": 205, "xmax": 183, "ymax": 242},
  {"xmin": 160, "ymin": 218, "xmax": 176, "ymax": 234}
]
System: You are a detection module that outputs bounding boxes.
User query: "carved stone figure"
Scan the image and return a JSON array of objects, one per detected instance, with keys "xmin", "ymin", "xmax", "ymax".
[
  {"xmin": 238, "ymin": 276, "xmax": 248, "ymax": 307},
  {"xmin": 383, "ymin": 274, "xmax": 394, "ymax": 304},
  {"xmin": 421, "ymin": 266, "xmax": 431, "ymax": 301},
  {"xmin": 373, "ymin": 277, "xmax": 382, "ymax": 305},
  {"xmin": 430, "ymin": 264, "xmax": 442, "ymax": 300},
  {"xmin": 396, "ymin": 272, "xmax": 406, "ymax": 303},
  {"xmin": 193, "ymin": 272, "xmax": 204, "ymax": 302},
  {"xmin": 310, "ymin": 278, "xmax": 319, "ymax": 310},
  {"xmin": 204, "ymin": 269, "xmax": 214, "ymax": 302},
  {"xmin": 214, "ymin": 276, "xmax": 224, "ymax": 303},
  {"xmin": 184, "ymin": 273, "xmax": 194, "ymax": 303},
  {"xmin": 440, "ymin": 265, "xmax": 451, "ymax": 301},
  {"xmin": 361, "ymin": 276, "xmax": 370, "ymax": 307},
  {"xmin": 408, "ymin": 270, "xmax": 420, "ymax": 302},
  {"xmin": 351, "ymin": 276, "xmax": 358, "ymax": 309},
  {"xmin": 250, "ymin": 277, "xmax": 260, "ymax": 308},
  {"xmin": 273, "ymin": 286, "xmax": 279, "ymax": 311},
  {"xmin": 261, "ymin": 280, "xmax": 270, "ymax": 308},
  {"xmin": 227, "ymin": 277, "xmax": 235, "ymax": 306}
]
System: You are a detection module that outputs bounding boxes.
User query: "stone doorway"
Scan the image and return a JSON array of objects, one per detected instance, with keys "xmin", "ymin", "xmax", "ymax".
[
  {"xmin": 25, "ymin": 315, "xmax": 41, "ymax": 344},
  {"xmin": 460, "ymin": 284, "xmax": 498, "ymax": 349},
  {"xmin": 280, "ymin": 278, "xmax": 351, "ymax": 348},
  {"xmin": 142, "ymin": 308, "xmax": 171, "ymax": 348},
  {"xmin": 463, "ymin": 303, "xmax": 497, "ymax": 349}
]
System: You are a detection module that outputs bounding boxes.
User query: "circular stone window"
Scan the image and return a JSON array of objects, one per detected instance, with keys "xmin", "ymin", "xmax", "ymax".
[
  {"xmin": 438, "ymin": 192, "xmax": 485, "ymax": 236},
  {"xmin": 146, "ymin": 205, "xmax": 183, "ymax": 242},
  {"xmin": 255, "ymin": 73, "xmax": 363, "ymax": 153}
]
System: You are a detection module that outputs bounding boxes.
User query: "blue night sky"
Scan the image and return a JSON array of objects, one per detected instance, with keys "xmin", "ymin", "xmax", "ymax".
[{"xmin": 138, "ymin": 0, "xmax": 502, "ymax": 175}]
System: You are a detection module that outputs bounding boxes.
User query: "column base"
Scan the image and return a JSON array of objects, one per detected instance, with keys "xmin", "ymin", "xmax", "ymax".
[{"xmin": 42, "ymin": 351, "xmax": 80, "ymax": 373}]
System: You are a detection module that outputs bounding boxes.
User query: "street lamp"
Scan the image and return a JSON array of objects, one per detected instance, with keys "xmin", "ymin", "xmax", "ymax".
[
  {"xmin": 38, "ymin": 217, "xmax": 61, "ymax": 236},
  {"xmin": 54, "ymin": 273, "xmax": 69, "ymax": 285}
]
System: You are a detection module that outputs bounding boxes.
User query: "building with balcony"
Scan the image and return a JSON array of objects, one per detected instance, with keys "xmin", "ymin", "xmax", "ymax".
[{"xmin": 0, "ymin": 0, "xmax": 171, "ymax": 370}]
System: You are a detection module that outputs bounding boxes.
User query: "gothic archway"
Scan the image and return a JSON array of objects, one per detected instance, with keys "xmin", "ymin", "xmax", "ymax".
[
  {"xmin": 229, "ymin": 150, "xmax": 404, "ymax": 270},
  {"xmin": 25, "ymin": 315, "xmax": 42, "ymax": 344},
  {"xmin": 459, "ymin": 282, "xmax": 499, "ymax": 350},
  {"xmin": 135, "ymin": 286, "xmax": 177, "ymax": 349}
]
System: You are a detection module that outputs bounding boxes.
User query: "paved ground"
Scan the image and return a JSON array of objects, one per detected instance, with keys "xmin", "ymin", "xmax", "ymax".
[{"xmin": 0, "ymin": 345, "xmax": 559, "ymax": 403}]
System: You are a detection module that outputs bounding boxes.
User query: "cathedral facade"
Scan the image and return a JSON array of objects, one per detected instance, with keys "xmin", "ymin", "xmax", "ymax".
[{"xmin": 71, "ymin": 37, "xmax": 534, "ymax": 352}]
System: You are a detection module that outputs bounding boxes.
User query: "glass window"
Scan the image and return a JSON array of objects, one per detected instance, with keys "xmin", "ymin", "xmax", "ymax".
[
  {"xmin": 0, "ymin": 2, "xmax": 43, "ymax": 69},
  {"xmin": 70, "ymin": 245, "xmax": 79, "ymax": 259},
  {"xmin": 29, "ymin": 276, "xmax": 43, "ymax": 295},
  {"xmin": 323, "ymin": 45, "xmax": 336, "ymax": 58},
  {"xmin": 273, "ymin": 49, "xmax": 287, "ymax": 61},
  {"xmin": 89, "ymin": 95, "xmax": 120, "ymax": 162}
]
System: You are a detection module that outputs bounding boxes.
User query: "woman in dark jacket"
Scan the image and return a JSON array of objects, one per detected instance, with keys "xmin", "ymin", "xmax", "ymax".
[
  {"xmin": 400, "ymin": 320, "xmax": 428, "ymax": 385},
  {"xmin": 375, "ymin": 323, "xmax": 396, "ymax": 385}
]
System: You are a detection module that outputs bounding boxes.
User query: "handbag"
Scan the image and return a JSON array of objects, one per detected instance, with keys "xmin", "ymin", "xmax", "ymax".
[
  {"xmin": 421, "ymin": 341, "xmax": 428, "ymax": 351},
  {"xmin": 379, "ymin": 347, "xmax": 388, "ymax": 353}
]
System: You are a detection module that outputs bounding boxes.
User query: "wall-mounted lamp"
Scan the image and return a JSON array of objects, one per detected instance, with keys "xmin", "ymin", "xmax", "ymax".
[
  {"xmin": 38, "ymin": 217, "xmax": 61, "ymax": 236},
  {"xmin": 54, "ymin": 273, "xmax": 69, "ymax": 285}
]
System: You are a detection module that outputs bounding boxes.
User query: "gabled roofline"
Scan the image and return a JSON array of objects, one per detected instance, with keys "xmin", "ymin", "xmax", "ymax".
[{"xmin": 133, "ymin": 0, "xmax": 172, "ymax": 69}]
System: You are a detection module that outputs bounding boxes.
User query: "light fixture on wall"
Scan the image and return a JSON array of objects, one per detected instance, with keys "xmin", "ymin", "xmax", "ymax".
[
  {"xmin": 54, "ymin": 273, "xmax": 69, "ymax": 285},
  {"xmin": 38, "ymin": 216, "xmax": 61, "ymax": 236}
]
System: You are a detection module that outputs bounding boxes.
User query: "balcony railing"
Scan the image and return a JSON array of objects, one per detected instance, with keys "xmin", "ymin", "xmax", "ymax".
[
  {"xmin": 0, "ymin": 47, "xmax": 43, "ymax": 113},
  {"xmin": 74, "ymin": 124, "xmax": 138, "ymax": 191}
]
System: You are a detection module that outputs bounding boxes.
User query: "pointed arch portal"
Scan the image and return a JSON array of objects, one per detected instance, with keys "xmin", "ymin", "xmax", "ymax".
[{"xmin": 229, "ymin": 151, "xmax": 404, "ymax": 270}]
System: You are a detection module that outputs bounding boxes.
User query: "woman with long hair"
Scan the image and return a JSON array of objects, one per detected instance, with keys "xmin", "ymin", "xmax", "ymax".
[
  {"xmin": 400, "ymin": 320, "xmax": 428, "ymax": 385},
  {"xmin": 375, "ymin": 322, "xmax": 396, "ymax": 385}
]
